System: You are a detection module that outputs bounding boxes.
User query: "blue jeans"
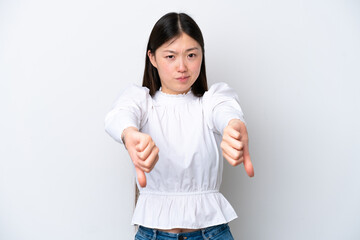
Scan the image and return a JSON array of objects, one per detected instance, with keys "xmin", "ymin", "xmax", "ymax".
[{"xmin": 135, "ymin": 223, "xmax": 234, "ymax": 240}]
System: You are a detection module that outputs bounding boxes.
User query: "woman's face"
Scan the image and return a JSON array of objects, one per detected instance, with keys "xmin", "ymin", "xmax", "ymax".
[{"xmin": 148, "ymin": 33, "xmax": 203, "ymax": 95}]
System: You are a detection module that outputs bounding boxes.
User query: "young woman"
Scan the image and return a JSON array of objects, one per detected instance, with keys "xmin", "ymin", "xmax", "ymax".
[{"xmin": 105, "ymin": 12, "xmax": 254, "ymax": 240}]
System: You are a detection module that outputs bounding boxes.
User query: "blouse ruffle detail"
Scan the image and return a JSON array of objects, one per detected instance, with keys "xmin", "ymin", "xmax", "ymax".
[{"xmin": 132, "ymin": 191, "xmax": 238, "ymax": 229}]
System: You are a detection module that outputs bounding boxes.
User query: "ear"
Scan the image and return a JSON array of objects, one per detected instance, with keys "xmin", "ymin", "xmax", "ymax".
[{"xmin": 148, "ymin": 50, "xmax": 158, "ymax": 68}]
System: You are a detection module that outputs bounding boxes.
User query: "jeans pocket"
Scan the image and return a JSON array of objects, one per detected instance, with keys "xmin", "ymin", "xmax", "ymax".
[
  {"xmin": 208, "ymin": 226, "xmax": 234, "ymax": 240},
  {"xmin": 135, "ymin": 231, "xmax": 151, "ymax": 240}
]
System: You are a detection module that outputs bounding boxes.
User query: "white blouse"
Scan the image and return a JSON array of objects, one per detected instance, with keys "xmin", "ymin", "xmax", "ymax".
[{"xmin": 104, "ymin": 82, "xmax": 245, "ymax": 229}]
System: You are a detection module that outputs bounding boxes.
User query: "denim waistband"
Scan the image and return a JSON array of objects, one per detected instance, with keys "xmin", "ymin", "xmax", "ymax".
[{"xmin": 137, "ymin": 223, "xmax": 229, "ymax": 239}]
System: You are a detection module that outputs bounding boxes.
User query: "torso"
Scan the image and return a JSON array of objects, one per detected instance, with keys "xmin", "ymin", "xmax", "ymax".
[{"xmin": 129, "ymin": 84, "xmax": 238, "ymax": 229}]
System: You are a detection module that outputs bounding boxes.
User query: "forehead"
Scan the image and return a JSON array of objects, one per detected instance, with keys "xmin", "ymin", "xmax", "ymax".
[{"xmin": 160, "ymin": 33, "xmax": 201, "ymax": 50}]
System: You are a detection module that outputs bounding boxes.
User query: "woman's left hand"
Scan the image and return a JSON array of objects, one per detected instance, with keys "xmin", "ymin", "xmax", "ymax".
[{"xmin": 221, "ymin": 119, "xmax": 254, "ymax": 177}]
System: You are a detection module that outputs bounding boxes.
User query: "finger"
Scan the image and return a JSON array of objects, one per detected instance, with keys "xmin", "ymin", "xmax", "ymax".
[
  {"xmin": 221, "ymin": 141, "xmax": 243, "ymax": 160},
  {"xmin": 135, "ymin": 166, "xmax": 147, "ymax": 187},
  {"xmin": 237, "ymin": 123, "xmax": 254, "ymax": 177},
  {"xmin": 243, "ymin": 142, "xmax": 254, "ymax": 177},
  {"xmin": 226, "ymin": 127, "xmax": 241, "ymax": 140},
  {"xmin": 135, "ymin": 135, "xmax": 151, "ymax": 152},
  {"xmin": 223, "ymin": 150, "xmax": 243, "ymax": 167},
  {"xmin": 222, "ymin": 150, "xmax": 235, "ymax": 166},
  {"xmin": 223, "ymin": 134, "xmax": 244, "ymax": 151},
  {"xmin": 243, "ymin": 154, "xmax": 254, "ymax": 177},
  {"xmin": 238, "ymin": 123, "xmax": 249, "ymax": 142},
  {"xmin": 136, "ymin": 140, "xmax": 155, "ymax": 160},
  {"xmin": 138, "ymin": 146, "xmax": 159, "ymax": 172},
  {"xmin": 153, "ymin": 154, "xmax": 159, "ymax": 168}
]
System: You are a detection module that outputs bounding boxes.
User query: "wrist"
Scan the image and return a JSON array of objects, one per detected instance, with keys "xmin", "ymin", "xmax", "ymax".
[{"xmin": 121, "ymin": 126, "xmax": 138, "ymax": 147}]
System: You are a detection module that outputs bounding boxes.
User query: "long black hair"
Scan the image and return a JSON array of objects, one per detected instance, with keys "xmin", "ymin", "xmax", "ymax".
[{"xmin": 142, "ymin": 12, "xmax": 208, "ymax": 97}]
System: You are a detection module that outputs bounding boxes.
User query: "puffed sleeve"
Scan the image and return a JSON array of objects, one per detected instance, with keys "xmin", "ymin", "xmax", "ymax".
[
  {"xmin": 203, "ymin": 82, "xmax": 246, "ymax": 135},
  {"xmin": 104, "ymin": 84, "xmax": 151, "ymax": 144}
]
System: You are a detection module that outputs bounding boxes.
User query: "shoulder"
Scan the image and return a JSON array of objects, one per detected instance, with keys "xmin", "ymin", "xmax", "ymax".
[
  {"xmin": 207, "ymin": 82, "xmax": 232, "ymax": 92},
  {"xmin": 113, "ymin": 84, "xmax": 151, "ymax": 103},
  {"xmin": 203, "ymin": 82, "xmax": 239, "ymax": 103},
  {"xmin": 118, "ymin": 83, "xmax": 150, "ymax": 97},
  {"xmin": 109, "ymin": 84, "xmax": 153, "ymax": 112}
]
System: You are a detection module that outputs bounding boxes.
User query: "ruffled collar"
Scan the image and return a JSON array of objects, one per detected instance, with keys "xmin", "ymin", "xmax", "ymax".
[{"xmin": 153, "ymin": 88, "xmax": 196, "ymax": 104}]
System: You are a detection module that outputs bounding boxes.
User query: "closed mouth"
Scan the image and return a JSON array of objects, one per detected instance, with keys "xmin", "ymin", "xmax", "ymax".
[{"xmin": 176, "ymin": 76, "xmax": 190, "ymax": 81}]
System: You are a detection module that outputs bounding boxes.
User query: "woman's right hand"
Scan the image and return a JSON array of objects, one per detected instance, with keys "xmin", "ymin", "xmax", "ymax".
[{"xmin": 122, "ymin": 127, "xmax": 159, "ymax": 188}]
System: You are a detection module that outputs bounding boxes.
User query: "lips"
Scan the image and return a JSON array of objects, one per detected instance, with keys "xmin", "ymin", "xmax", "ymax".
[{"xmin": 176, "ymin": 76, "xmax": 190, "ymax": 82}]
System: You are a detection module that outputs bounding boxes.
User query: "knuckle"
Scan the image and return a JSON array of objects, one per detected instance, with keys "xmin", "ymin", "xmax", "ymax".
[
  {"xmin": 134, "ymin": 161, "xmax": 143, "ymax": 169},
  {"xmin": 224, "ymin": 155, "xmax": 236, "ymax": 166},
  {"xmin": 137, "ymin": 152, "xmax": 146, "ymax": 160},
  {"xmin": 145, "ymin": 135, "xmax": 151, "ymax": 142},
  {"xmin": 154, "ymin": 146, "xmax": 159, "ymax": 154},
  {"xmin": 235, "ymin": 150, "xmax": 244, "ymax": 160},
  {"xmin": 143, "ymin": 160, "xmax": 152, "ymax": 169},
  {"xmin": 230, "ymin": 160, "xmax": 238, "ymax": 167},
  {"xmin": 143, "ymin": 163, "xmax": 151, "ymax": 172}
]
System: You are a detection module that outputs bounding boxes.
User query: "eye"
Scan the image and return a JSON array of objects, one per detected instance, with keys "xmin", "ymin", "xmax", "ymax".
[
  {"xmin": 188, "ymin": 53, "xmax": 196, "ymax": 58},
  {"xmin": 166, "ymin": 55, "xmax": 175, "ymax": 59}
]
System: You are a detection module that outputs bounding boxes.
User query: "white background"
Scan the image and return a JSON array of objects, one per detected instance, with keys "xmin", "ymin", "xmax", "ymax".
[{"xmin": 1, "ymin": 0, "xmax": 359, "ymax": 239}]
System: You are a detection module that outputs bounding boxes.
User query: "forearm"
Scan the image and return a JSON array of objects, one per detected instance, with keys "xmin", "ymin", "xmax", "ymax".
[{"xmin": 213, "ymin": 103, "xmax": 245, "ymax": 135}]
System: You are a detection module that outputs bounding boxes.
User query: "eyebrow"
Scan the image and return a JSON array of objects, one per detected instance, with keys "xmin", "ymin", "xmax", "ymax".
[{"xmin": 162, "ymin": 47, "xmax": 200, "ymax": 54}]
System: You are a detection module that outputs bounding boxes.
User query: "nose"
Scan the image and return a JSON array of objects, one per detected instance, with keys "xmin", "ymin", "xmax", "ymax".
[{"xmin": 177, "ymin": 57, "xmax": 187, "ymax": 73}]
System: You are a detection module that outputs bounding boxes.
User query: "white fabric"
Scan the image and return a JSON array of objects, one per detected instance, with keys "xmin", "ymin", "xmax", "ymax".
[{"xmin": 105, "ymin": 82, "xmax": 245, "ymax": 229}]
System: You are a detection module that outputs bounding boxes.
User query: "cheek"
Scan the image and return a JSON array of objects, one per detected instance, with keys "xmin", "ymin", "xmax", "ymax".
[
  {"xmin": 157, "ymin": 61, "xmax": 173, "ymax": 77},
  {"xmin": 191, "ymin": 59, "xmax": 202, "ymax": 74}
]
